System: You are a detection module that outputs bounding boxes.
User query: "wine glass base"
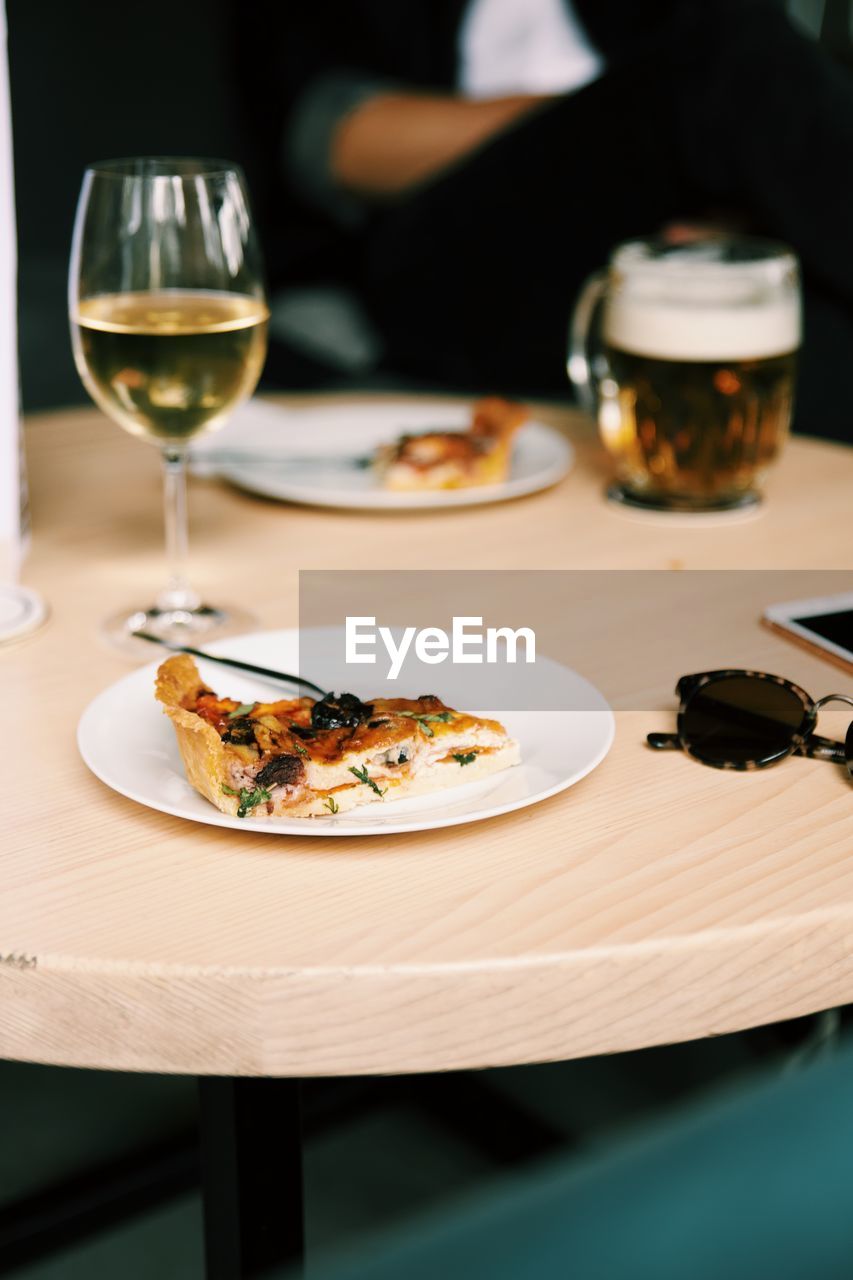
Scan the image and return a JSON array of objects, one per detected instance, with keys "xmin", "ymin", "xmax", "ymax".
[
  {"xmin": 606, "ymin": 484, "xmax": 762, "ymax": 515},
  {"xmin": 102, "ymin": 602, "xmax": 258, "ymax": 656}
]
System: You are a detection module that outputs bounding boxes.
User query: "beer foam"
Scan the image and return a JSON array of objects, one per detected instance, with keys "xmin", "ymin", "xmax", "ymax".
[
  {"xmin": 603, "ymin": 240, "xmax": 801, "ymax": 361},
  {"xmin": 603, "ymin": 295, "xmax": 800, "ymax": 362}
]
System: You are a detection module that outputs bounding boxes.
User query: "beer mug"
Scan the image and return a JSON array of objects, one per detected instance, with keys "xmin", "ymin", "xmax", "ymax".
[{"xmin": 568, "ymin": 236, "xmax": 801, "ymax": 512}]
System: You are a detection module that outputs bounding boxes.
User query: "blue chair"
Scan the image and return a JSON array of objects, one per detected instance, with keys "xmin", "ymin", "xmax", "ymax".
[{"xmin": 313, "ymin": 1037, "xmax": 853, "ymax": 1280}]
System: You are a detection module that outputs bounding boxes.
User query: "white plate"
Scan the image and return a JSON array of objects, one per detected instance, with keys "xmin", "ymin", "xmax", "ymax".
[
  {"xmin": 190, "ymin": 399, "xmax": 574, "ymax": 510},
  {"xmin": 77, "ymin": 630, "xmax": 614, "ymax": 837}
]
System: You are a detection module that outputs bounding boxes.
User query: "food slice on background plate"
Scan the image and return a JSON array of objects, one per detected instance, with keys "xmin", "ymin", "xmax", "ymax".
[
  {"xmin": 156, "ymin": 655, "xmax": 520, "ymax": 820},
  {"xmin": 374, "ymin": 397, "xmax": 528, "ymax": 491}
]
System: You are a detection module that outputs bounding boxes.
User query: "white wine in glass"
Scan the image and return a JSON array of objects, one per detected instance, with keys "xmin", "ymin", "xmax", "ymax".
[{"xmin": 69, "ymin": 158, "xmax": 269, "ymax": 649}]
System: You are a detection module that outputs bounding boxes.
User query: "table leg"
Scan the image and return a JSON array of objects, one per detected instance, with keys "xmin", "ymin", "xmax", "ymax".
[{"xmin": 198, "ymin": 1077, "xmax": 304, "ymax": 1279}]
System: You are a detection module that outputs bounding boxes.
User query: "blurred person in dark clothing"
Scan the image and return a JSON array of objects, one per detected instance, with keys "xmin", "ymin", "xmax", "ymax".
[{"xmin": 247, "ymin": 0, "xmax": 853, "ymax": 440}]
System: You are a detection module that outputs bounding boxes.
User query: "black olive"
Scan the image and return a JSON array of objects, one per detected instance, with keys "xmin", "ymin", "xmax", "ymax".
[
  {"xmin": 222, "ymin": 718, "xmax": 256, "ymax": 746},
  {"xmin": 397, "ymin": 751, "xmax": 408, "ymax": 764},
  {"xmin": 255, "ymin": 754, "xmax": 305, "ymax": 790},
  {"xmin": 311, "ymin": 692, "xmax": 373, "ymax": 730}
]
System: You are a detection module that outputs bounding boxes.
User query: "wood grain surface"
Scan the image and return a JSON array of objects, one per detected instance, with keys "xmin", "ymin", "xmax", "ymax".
[{"xmin": 2, "ymin": 396, "xmax": 853, "ymax": 1076}]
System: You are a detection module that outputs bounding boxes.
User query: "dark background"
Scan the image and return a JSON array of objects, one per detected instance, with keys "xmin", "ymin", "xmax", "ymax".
[
  {"xmin": 7, "ymin": 0, "xmax": 844, "ymax": 414},
  {"xmin": 7, "ymin": 0, "xmax": 345, "ymax": 411}
]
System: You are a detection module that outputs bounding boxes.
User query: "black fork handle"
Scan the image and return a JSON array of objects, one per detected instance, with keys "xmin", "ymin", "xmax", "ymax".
[{"xmin": 134, "ymin": 632, "xmax": 328, "ymax": 698}]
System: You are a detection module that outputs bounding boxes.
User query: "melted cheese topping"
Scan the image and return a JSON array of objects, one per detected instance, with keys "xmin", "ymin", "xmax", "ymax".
[{"xmin": 191, "ymin": 690, "xmax": 508, "ymax": 799}]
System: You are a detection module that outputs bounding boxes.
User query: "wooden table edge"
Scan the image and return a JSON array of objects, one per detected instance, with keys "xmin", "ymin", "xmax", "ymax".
[{"xmin": 2, "ymin": 908, "xmax": 849, "ymax": 1076}]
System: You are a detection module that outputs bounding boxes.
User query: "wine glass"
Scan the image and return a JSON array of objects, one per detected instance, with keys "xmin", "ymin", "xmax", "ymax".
[{"xmin": 69, "ymin": 157, "xmax": 269, "ymax": 648}]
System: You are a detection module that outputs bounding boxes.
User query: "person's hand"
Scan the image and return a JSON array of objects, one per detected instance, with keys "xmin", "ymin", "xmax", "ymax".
[{"xmin": 660, "ymin": 217, "xmax": 751, "ymax": 244}]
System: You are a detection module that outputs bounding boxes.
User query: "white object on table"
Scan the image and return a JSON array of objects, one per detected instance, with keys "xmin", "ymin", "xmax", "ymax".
[
  {"xmin": 0, "ymin": 3, "xmax": 43, "ymax": 640},
  {"xmin": 77, "ymin": 628, "xmax": 614, "ymax": 837}
]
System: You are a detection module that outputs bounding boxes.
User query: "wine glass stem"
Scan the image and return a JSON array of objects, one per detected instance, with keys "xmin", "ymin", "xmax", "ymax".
[{"xmin": 157, "ymin": 447, "xmax": 201, "ymax": 612}]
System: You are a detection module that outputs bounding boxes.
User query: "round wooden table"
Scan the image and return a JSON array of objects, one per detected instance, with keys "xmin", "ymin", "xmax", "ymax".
[
  {"xmin": 4, "ymin": 395, "xmax": 853, "ymax": 1076},
  {"xmin": 4, "ymin": 397, "xmax": 853, "ymax": 1274}
]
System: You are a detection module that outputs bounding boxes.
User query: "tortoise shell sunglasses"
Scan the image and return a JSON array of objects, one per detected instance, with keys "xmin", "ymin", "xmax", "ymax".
[{"xmin": 647, "ymin": 670, "xmax": 853, "ymax": 773}]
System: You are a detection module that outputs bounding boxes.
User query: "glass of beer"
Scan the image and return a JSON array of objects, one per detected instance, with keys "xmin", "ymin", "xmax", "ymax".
[
  {"xmin": 568, "ymin": 236, "xmax": 801, "ymax": 512},
  {"xmin": 69, "ymin": 158, "xmax": 269, "ymax": 647}
]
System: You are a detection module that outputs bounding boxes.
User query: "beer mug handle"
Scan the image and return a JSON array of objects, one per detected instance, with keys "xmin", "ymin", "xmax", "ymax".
[{"xmin": 567, "ymin": 270, "xmax": 607, "ymax": 413}]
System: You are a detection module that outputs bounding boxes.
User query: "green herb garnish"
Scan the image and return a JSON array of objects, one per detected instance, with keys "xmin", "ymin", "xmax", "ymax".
[
  {"xmin": 324, "ymin": 796, "xmax": 340, "ymax": 814},
  {"xmin": 227, "ymin": 703, "xmax": 254, "ymax": 720},
  {"xmin": 396, "ymin": 710, "xmax": 454, "ymax": 738},
  {"xmin": 292, "ymin": 741, "xmax": 310, "ymax": 757},
  {"xmin": 452, "ymin": 752, "xmax": 477, "ymax": 766},
  {"xmin": 348, "ymin": 764, "xmax": 387, "ymax": 796},
  {"xmin": 221, "ymin": 783, "xmax": 272, "ymax": 818}
]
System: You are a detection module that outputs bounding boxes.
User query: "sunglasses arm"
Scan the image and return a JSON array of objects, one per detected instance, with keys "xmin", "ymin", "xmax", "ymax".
[
  {"xmin": 796, "ymin": 733, "xmax": 848, "ymax": 765},
  {"xmin": 646, "ymin": 732, "xmax": 682, "ymax": 750},
  {"xmin": 803, "ymin": 696, "xmax": 853, "ymax": 766}
]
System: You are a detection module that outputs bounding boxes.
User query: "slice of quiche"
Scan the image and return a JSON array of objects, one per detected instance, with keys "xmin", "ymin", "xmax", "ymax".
[
  {"xmin": 156, "ymin": 655, "xmax": 520, "ymax": 819},
  {"xmin": 374, "ymin": 397, "xmax": 528, "ymax": 491}
]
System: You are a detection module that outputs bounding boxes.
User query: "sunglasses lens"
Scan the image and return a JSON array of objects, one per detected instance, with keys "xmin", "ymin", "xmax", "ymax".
[
  {"xmin": 683, "ymin": 676, "xmax": 806, "ymax": 766},
  {"xmin": 846, "ymin": 722, "xmax": 853, "ymax": 778}
]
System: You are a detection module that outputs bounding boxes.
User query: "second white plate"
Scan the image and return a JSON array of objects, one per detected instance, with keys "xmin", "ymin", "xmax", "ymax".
[{"xmin": 190, "ymin": 398, "xmax": 574, "ymax": 510}]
